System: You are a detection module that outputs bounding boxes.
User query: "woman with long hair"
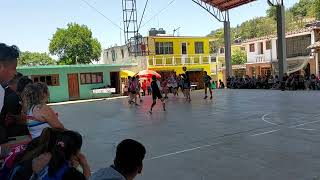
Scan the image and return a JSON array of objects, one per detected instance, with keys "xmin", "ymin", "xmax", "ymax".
[{"xmin": 22, "ymin": 82, "xmax": 64, "ymax": 139}]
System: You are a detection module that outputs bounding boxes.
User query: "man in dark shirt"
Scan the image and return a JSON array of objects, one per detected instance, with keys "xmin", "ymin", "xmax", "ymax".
[
  {"xmin": 149, "ymin": 75, "xmax": 165, "ymax": 114},
  {"xmin": 203, "ymin": 71, "xmax": 213, "ymax": 99}
]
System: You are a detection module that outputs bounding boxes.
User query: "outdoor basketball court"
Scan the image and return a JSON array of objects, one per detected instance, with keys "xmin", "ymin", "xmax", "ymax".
[{"xmin": 53, "ymin": 90, "xmax": 320, "ymax": 180}]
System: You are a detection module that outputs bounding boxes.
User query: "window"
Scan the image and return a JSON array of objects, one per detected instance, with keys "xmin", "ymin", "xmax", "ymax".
[
  {"xmin": 286, "ymin": 34, "xmax": 311, "ymax": 58},
  {"xmin": 211, "ymin": 57, "xmax": 216, "ymax": 62},
  {"xmin": 266, "ymin": 40, "xmax": 272, "ymax": 50},
  {"xmin": 106, "ymin": 52, "xmax": 109, "ymax": 59},
  {"xmin": 32, "ymin": 74, "xmax": 60, "ymax": 86},
  {"xmin": 155, "ymin": 42, "xmax": 173, "ymax": 55},
  {"xmin": 80, "ymin": 72, "xmax": 103, "ymax": 84},
  {"xmin": 111, "ymin": 50, "xmax": 116, "ymax": 62},
  {"xmin": 249, "ymin": 44, "xmax": 255, "ymax": 52},
  {"xmin": 195, "ymin": 42, "xmax": 204, "ymax": 54},
  {"xmin": 220, "ymin": 48, "xmax": 225, "ymax": 54},
  {"xmin": 121, "ymin": 49, "xmax": 124, "ymax": 58}
]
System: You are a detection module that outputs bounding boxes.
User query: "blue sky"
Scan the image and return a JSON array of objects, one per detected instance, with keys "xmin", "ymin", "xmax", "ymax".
[{"xmin": 0, "ymin": 0, "xmax": 298, "ymax": 53}]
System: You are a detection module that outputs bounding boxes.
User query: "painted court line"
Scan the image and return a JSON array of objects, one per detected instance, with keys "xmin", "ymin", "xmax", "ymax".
[
  {"xmin": 261, "ymin": 113, "xmax": 278, "ymax": 126},
  {"xmin": 49, "ymin": 96, "xmax": 128, "ymax": 106},
  {"xmin": 295, "ymin": 127, "xmax": 316, "ymax": 131},
  {"xmin": 289, "ymin": 119, "xmax": 320, "ymax": 128},
  {"xmin": 250, "ymin": 129, "xmax": 281, "ymax": 137},
  {"xmin": 146, "ymin": 142, "xmax": 223, "ymax": 161}
]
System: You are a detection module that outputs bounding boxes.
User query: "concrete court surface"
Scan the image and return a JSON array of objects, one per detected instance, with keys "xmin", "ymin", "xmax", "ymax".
[{"xmin": 53, "ymin": 89, "xmax": 320, "ymax": 180}]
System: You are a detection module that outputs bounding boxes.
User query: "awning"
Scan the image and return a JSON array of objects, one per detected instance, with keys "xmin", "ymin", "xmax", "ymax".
[
  {"xmin": 202, "ymin": 0, "xmax": 255, "ymax": 11},
  {"xmin": 120, "ymin": 70, "xmax": 135, "ymax": 78}
]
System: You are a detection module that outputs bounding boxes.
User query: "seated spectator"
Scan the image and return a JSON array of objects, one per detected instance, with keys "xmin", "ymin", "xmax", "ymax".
[
  {"xmin": 219, "ymin": 79, "xmax": 225, "ymax": 89},
  {"xmin": 0, "ymin": 43, "xmax": 20, "ymax": 144},
  {"xmin": 0, "ymin": 75, "xmax": 32, "ymax": 137},
  {"xmin": 91, "ymin": 139, "xmax": 146, "ymax": 180},
  {"xmin": 22, "ymin": 82, "xmax": 64, "ymax": 139},
  {"xmin": 310, "ymin": 74, "xmax": 317, "ymax": 90},
  {"xmin": 0, "ymin": 128, "xmax": 62, "ymax": 180},
  {"xmin": 9, "ymin": 130, "xmax": 91, "ymax": 180}
]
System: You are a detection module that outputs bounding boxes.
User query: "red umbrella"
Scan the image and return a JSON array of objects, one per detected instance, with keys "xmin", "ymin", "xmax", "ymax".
[{"xmin": 136, "ymin": 70, "xmax": 161, "ymax": 79}]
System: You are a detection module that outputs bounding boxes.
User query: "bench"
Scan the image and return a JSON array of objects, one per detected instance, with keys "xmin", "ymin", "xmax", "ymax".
[
  {"xmin": 190, "ymin": 84, "xmax": 197, "ymax": 91},
  {"xmin": 91, "ymin": 88, "xmax": 116, "ymax": 98}
]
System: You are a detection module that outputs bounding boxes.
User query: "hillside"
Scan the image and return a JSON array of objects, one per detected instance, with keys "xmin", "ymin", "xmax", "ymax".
[{"xmin": 208, "ymin": 0, "xmax": 320, "ymax": 45}]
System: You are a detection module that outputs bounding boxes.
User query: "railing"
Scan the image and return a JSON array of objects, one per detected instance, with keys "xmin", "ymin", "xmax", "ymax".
[
  {"xmin": 147, "ymin": 54, "xmax": 212, "ymax": 66},
  {"xmin": 255, "ymin": 54, "xmax": 267, "ymax": 63}
]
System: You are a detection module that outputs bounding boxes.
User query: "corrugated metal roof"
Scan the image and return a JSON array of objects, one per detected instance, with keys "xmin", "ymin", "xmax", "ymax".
[
  {"xmin": 202, "ymin": 0, "xmax": 255, "ymax": 11},
  {"xmin": 243, "ymin": 27, "xmax": 317, "ymax": 43},
  {"xmin": 17, "ymin": 63, "xmax": 137, "ymax": 70}
]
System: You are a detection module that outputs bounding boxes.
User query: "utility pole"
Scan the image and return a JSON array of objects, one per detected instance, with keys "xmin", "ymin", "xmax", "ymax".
[{"xmin": 268, "ymin": 0, "xmax": 287, "ymax": 80}]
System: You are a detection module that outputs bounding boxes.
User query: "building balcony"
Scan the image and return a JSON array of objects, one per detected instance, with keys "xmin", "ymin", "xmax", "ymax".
[{"xmin": 147, "ymin": 54, "xmax": 211, "ymax": 66}]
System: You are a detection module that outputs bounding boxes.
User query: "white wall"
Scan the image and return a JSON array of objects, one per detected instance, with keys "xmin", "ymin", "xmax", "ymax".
[{"xmin": 102, "ymin": 46, "xmax": 131, "ymax": 64}]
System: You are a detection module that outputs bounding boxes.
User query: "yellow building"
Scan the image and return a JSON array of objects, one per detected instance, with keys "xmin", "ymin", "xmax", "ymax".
[{"xmin": 146, "ymin": 36, "xmax": 215, "ymax": 89}]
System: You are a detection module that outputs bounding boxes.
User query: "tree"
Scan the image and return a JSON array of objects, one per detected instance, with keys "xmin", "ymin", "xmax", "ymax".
[
  {"xmin": 315, "ymin": 0, "xmax": 320, "ymax": 20},
  {"xmin": 231, "ymin": 49, "xmax": 247, "ymax": 65},
  {"xmin": 266, "ymin": 6, "xmax": 277, "ymax": 21},
  {"xmin": 289, "ymin": 0, "xmax": 314, "ymax": 18},
  {"xmin": 19, "ymin": 51, "xmax": 55, "ymax": 66},
  {"xmin": 49, "ymin": 23, "xmax": 102, "ymax": 65}
]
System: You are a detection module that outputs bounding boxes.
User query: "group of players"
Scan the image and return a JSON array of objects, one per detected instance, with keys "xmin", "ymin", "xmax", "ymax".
[{"xmin": 127, "ymin": 67, "xmax": 214, "ymax": 114}]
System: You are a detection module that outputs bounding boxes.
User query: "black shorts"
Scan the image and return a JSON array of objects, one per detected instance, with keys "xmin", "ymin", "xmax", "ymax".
[
  {"xmin": 152, "ymin": 92, "xmax": 162, "ymax": 100},
  {"xmin": 205, "ymin": 83, "xmax": 211, "ymax": 87}
]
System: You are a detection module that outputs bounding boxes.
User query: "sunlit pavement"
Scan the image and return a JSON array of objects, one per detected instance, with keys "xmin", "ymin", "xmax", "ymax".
[{"xmin": 53, "ymin": 89, "xmax": 320, "ymax": 180}]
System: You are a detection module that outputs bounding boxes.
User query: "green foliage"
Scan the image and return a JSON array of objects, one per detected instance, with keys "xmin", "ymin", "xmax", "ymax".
[
  {"xmin": 315, "ymin": 0, "xmax": 320, "ymax": 20},
  {"xmin": 208, "ymin": 1, "xmax": 318, "ymax": 45},
  {"xmin": 266, "ymin": 6, "xmax": 277, "ymax": 21},
  {"xmin": 231, "ymin": 49, "xmax": 247, "ymax": 65},
  {"xmin": 289, "ymin": 0, "xmax": 314, "ymax": 17},
  {"xmin": 49, "ymin": 23, "xmax": 102, "ymax": 65},
  {"xmin": 19, "ymin": 51, "xmax": 55, "ymax": 66}
]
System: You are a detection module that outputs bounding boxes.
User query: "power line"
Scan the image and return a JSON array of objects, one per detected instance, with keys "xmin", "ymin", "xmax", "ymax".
[
  {"xmin": 79, "ymin": 0, "xmax": 123, "ymax": 30},
  {"xmin": 138, "ymin": 0, "xmax": 150, "ymax": 31},
  {"xmin": 140, "ymin": 0, "xmax": 176, "ymax": 28}
]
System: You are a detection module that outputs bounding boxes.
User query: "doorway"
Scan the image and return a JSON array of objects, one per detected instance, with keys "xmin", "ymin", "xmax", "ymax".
[
  {"xmin": 67, "ymin": 74, "xmax": 80, "ymax": 100},
  {"xmin": 110, "ymin": 72, "xmax": 120, "ymax": 94},
  {"xmin": 181, "ymin": 42, "xmax": 188, "ymax": 64}
]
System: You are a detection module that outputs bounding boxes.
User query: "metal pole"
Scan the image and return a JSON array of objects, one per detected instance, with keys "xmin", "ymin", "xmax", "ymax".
[
  {"xmin": 224, "ymin": 10, "xmax": 232, "ymax": 78},
  {"xmin": 276, "ymin": 4, "xmax": 287, "ymax": 79}
]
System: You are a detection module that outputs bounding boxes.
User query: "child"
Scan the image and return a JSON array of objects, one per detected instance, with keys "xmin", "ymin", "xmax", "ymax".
[{"xmin": 149, "ymin": 75, "xmax": 165, "ymax": 114}]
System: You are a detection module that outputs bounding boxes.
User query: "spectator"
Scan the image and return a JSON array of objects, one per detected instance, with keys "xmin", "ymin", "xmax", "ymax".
[
  {"xmin": 0, "ymin": 128, "xmax": 63, "ymax": 180},
  {"xmin": 9, "ymin": 130, "xmax": 91, "ymax": 180},
  {"xmin": 0, "ymin": 75, "xmax": 30, "ymax": 137},
  {"xmin": 91, "ymin": 139, "xmax": 146, "ymax": 180},
  {"xmin": 22, "ymin": 82, "xmax": 64, "ymax": 139},
  {"xmin": 141, "ymin": 80, "xmax": 147, "ymax": 96},
  {"xmin": 219, "ymin": 79, "xmax": 225, "ymax": 89},
  {"xmin": 0, "ymin": 43, "xmax": 19, "ymax": 112},
  {"xmin": 310, "ymin": 74, "xmax": 317, "ymax": 90},
  {"xmin": 0, "ymin": 43, "xmax": 19, "ymax": 143}
]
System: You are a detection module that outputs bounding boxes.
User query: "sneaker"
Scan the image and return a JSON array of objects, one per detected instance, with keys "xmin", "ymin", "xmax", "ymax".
[
  {"xmin": 210, "ymin": 96, "xmax": 213, "ymax": 100},
  {"xmin": 149, "ymin": 110, "xmax": 152, "ymax": 114},
  {"xmin": 204, "ymin": 96, "xmax": 208, "ymax": 99}
]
